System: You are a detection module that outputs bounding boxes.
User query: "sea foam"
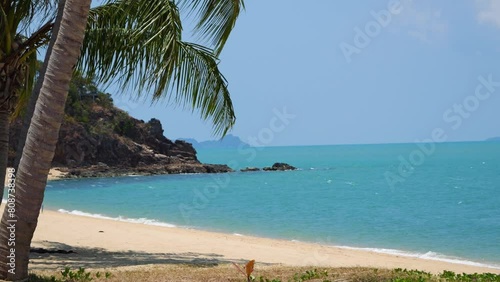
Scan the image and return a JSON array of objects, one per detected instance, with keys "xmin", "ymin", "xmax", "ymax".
[
  {"xmin": 57, "ymin": 209, "xmax": 176, "ymax": 228},
  {"xmin": 336, "ymin": 245, "xmax": 500, "ymax": 270}
]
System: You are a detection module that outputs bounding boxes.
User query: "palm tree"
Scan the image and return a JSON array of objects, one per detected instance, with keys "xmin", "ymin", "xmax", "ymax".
[
  {"xmin": 2, "ymin": 0, "xmax": 244, "ymax": 199},
  {"xmin": 12, "ymin": 0, "xmax": 67, "ymax": 173},
  {"xmin": 0, "ymin": 0, "xmax": 244, "ymax": 280},
  {"xmin": 0, "ymin": 0, "xmax": 92, "ymax": 279},
  {"xmin": 0, "ymin": 0, "xmax": 52, "ymax": 200}
]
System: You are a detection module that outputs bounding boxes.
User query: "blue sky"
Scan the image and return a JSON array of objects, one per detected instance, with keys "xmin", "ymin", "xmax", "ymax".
[{"xmin": 110, "ymin": 0, "xmax": 500, "ymax": 146}]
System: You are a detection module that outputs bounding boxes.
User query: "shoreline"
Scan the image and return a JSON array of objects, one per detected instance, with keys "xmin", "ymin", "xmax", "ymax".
[
  {"xmin": 26, "ymin": 207, "xmax": 500, "ymax": 274},
  {"xmin": 3, "ymin": 168, "xmax": 69, "ymax": 184},
  {"xmin": 5, "ymin": 165, "xmax": 232, "ymax": 183},
  {"xmin": 52, "ymin": 208, "xmax": 500, "ymax": 271}
]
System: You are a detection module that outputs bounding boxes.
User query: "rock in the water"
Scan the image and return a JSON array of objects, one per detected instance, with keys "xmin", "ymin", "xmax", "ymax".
[
  {"xmin": 263, "ymin": 163, "xmax": 296, "ymax": 171},
  {"xmin": 240, "ymin": 167, "xmax": 260, "ymax": 172},
  {"xmin": 203, "ymin": 164, "xmax": 234, "ymax": 173}
]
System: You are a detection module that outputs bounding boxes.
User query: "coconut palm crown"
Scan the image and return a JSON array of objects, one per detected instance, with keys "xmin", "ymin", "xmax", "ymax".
[{"xmin": 0, "ymin": 0, "xmax": 244, "ymax": 194}]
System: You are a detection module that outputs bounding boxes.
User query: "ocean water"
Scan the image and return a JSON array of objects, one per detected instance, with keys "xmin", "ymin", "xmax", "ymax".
[{"xmin": 43, "ymin": 142, "xmax": 500, "ymax": 268}]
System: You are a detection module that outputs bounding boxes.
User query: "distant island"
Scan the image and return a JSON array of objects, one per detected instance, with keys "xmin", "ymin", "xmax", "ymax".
[
  {"xmin": 485, "ymin": 137, "xmax": 500, "ymax": 142},
  {"xmin": 179, "ymin": 134, "xmax": 250, "ymax": 150}
]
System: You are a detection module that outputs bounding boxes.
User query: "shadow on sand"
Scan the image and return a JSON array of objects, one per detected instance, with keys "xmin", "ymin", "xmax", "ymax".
[{"xmin": 29, "ymin": 240, "xmax": 263, "ymax": 271}]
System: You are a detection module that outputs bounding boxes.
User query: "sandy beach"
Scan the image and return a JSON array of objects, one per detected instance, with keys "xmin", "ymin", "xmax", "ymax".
[
  {"xmin": 24, "ymin": 208, "xmax": 499, "ymax": 274},
  {"xmin": 4, "ymin": 168, "xmax": 67, "ymax": 186},
  {"xmin": 2, "ymin": 168, "xmax": 499, "ymax": 275}
]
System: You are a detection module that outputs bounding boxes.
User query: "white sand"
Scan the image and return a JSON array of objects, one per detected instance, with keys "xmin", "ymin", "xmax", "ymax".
[
  {"xmin": 4, "ymin": 168, "xmax": 67, "ymax": 186},
  {"xmin": 26, "ymin": 209, "xmax": 500, "ymax": 274}
]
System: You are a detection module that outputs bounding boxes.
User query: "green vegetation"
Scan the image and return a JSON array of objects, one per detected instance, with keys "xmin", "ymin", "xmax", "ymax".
[
  {"xmin": 253, "ymin": 268, "xmax": 500, "ymax": 282},
  {"xmin": 28, "ymin": 266, "xmax": 500, "ymax": 282},
  {"xmin": 29, "ymin": 267, "xmax": 111, "ymax": 282},
  {"xmin": 64, "ymin": 73, "xmax": 112, "ymax": 125},
  {"xmin": 63, "ymin": 72, "xmax": 139, "ymax": 139}
]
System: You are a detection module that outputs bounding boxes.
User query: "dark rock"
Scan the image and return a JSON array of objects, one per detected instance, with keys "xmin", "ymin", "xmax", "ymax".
[
  {"xmin": 8, "ymin": 98, "xmax": 228, "ymax": 179},
  {"xmin": 240, "ymin": 167, "xmax": 260, "ymax": 172},
  {"xmin": 263, "ymin": 163, "xmax": 297, "ymax": 171},
  {"xmin": 147, "ymin": 118, "xmax": 164, "ymax": 139},
  {"xmin": 203, "ymin": 164, "xmax": 234, "ymax": 173}
]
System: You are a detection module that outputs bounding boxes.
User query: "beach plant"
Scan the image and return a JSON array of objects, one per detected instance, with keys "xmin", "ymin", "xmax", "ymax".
[
  {"xmin": 28, "ymin": 267, "xmax": 111, "ymax": 282},
  {"xmin": 438, "ymin": 270, "xmax": 500, "ymax": 282},
  {"xmin": 291, "ymin": 269, "xmax": 330, "ymax": 282},
  {"xmin": 233, "ymin": 260, "xmax": 255, "ymax": 282},
  {"xmin": 59, "ymin": 267, "xmax": 112, "ymax": 282},
  {"xmin": 26, "ymin": 266, "xmax": 500, "ymax": 282},
  {"xmin": 61, "ymin": 267, "xmax": 92, "ymax": 281},
  {"xmin": 392, "ymin": 268, "xmax": 433, "ymax": 281},
  {"xmin": 256, "ymin": 277, "xmax": 282, "ymax": 282},
  {"xmin": 0, "ymin": 0, "xmax": 244, "ymax": 280}
]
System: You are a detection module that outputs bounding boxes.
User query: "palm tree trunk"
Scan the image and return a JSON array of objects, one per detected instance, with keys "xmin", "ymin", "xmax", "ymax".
[
  {"xmin": 0, "ymin": 0, "xmax": 91, "ymax": 280},
  {"xmin": 0, "ymin": 106, "xmax": 9, "ymax": 201},
  {"xmin": 13, "ymin": 0, "xmax": 67, "ymax": 173}
]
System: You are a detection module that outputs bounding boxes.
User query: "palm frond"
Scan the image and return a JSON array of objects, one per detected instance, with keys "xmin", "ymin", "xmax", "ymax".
[
  {"xmin": 12, "ymin": 51, "xmax": 38, "ymax": 118},
  {"xmin": 179, "ymin": 0, "xmax": 244, "ymax": 55},
  {"xmin": 7, "ymin": 0, "xmax": 55, "ymax": 35},
  {"xmin": 79, "ymin": 0, "xmax": 235, "ymax": 136},
  {"xmin": 167, "ymin": 42, "xmax": 235, "ymax": 136},
  {"xmin": 1, "ymin": 0, "xmax": 55, "ymax": 57}
]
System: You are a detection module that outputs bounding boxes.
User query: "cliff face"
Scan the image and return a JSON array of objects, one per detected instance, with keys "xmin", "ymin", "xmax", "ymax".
[
  {"xmin": 51, "ymin": 105, "xmax": 199, "ymax": 168},
  {"xmin": 9, "ymin": 79, "xmax": 232, "ymax": 177}
]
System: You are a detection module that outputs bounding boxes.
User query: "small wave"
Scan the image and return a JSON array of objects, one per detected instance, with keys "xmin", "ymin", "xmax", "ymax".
[
  {"xmin": 336, "ymin": 246, "xmax": 500, "ymax": 270},
  {"xmin": 233, "ymin": 233, "xmax": 244, "ymax": 236},
  {"xmin": 57, "ymin": 209, "xmax": 176, "ymax": 228}
]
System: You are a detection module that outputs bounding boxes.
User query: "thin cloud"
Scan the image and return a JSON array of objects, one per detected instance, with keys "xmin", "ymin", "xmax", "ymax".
[
  {"xmin": 476, "ymin": 0, "xmax": 500, "ymax": 28},
  {"xmin": 393, "ymin": 0, "xmax": 448, "ymax": 43}
]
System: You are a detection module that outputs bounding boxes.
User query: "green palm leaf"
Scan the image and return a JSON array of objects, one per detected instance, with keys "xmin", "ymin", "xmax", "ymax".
[
  {"xmin": 170, "ymin": 42, "xmax": 234, "ymax": 136},
  {"xmin": 180, "ymin": 0, "xmax": 245, "ymax": 55},
  {"xmin": 12, "ymin": 51, "xmax": 38, "ymax": 118},
  {"xmin": 79, "ymin": 0, "xmax": 235, "ymax": 136}
]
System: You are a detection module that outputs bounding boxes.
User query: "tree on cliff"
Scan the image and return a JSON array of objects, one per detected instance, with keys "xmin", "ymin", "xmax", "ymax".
[
  {"xmin": 0, "ymin": 0, "xmax": 244, "ymax": 280},
  {"xmin": 1, "ymin": 0, "xmax": 243, "ymax": 198}
]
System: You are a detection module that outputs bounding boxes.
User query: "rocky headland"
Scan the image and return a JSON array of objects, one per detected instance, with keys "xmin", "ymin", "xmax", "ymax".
[{"xmin": 8, "ymin": 76, "xmax": 232, "ymax": 179}]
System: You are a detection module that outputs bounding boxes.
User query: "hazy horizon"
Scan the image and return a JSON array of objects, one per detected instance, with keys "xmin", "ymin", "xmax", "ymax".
[
  {"xmin": 108, "ymin": 0, "xmax": 500, "ymax": 147},
  {"xmin": 179, "ymin": 134, "xmax": 499, "ymax": 148}
]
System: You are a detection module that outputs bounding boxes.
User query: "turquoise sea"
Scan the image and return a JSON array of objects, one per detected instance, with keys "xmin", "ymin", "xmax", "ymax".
[{"xmin": 43, "ymin": 142, "xmax": 500, "ymax": 268}]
